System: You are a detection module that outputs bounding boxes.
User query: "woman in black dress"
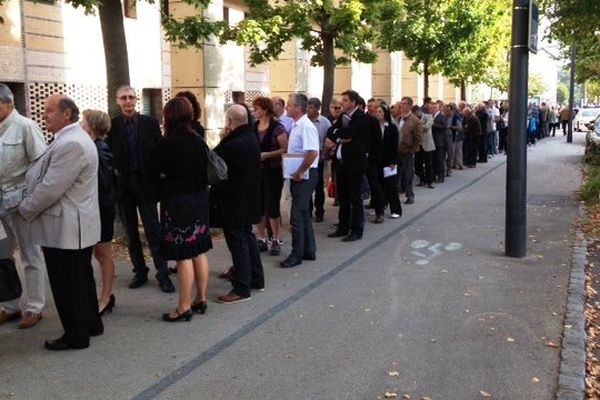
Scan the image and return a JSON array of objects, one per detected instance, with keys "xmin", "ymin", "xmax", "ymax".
[
  {"xmin": 151, "ymin": 97, "xmax": 212, "ymax": 322},
  {"xmin": 81, "ymin": 109, "xmax": 117, "ymax": 315}
]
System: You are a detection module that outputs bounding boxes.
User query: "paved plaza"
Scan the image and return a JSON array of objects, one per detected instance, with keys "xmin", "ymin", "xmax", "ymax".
[{"xmin": 0, "ymin": 133, "xmax": 586, "ymax": 400}]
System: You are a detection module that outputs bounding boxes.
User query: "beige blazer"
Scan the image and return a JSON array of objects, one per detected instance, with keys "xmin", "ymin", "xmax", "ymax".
[
  {"xmin": 18, "ymin": 123, "xmax": 100, "ymax": 250},
  {"xmin": 419, "ymin": 113, "xmax": 436, "ymax": 152}
]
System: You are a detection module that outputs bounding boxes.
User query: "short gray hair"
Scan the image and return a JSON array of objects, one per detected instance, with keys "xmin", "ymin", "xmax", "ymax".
[
  {"xmin": 0, "ymin": 83, "xmax": 14, "ymax": 104},
  {"xmin": 58, "ymin": 97, "xmax": 80, "ymax": 123},
  {"xmin": 289, "ymin": 93, "xmax": 308, "ymax": 113}
]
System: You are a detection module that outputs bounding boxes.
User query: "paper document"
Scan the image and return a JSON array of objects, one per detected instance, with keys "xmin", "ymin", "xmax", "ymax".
[
  {"xmin": 383, "ymin": 166, "xmax": 398, "ymax": 178},
  {"xmin": 0, "ymin": 222, "xmax": 5, "ymax": 240},
  {"xmin": 282, "ymin": 154, "xmax": 309, "ymax": 180}
]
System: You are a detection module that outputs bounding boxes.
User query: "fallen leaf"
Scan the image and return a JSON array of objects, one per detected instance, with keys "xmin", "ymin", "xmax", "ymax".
[
  {"xmin": 532, "ymin": 377, "xmax": 540, "ymax": 383},
  {"xmin": 546, "ymin": 341, "xmax": 560, "ymax": 348},
  {"xmin": 384, "ymin": 393, "xmax": 397, "ymax": 398},
  {"xmin": 402, "ymin": 395, "xmax": 411, "ymax": 399},
  {"xmin": 507, "ymin": 337, "xmax": 515, "ymax": 342},
  {"xmin": 422, "ymin": 397, "xmax": 432, "ymax": 400},
  {"xmin": 480, "ymin": 390, "xmax": 492, "ymax": 398},
  {"xmin": 388, "ymin": 371, "xmax": 399, "ymax": 377},
  {"xmin": 329, "ymin": 305, "xmax": 334, "ymax": 308}
]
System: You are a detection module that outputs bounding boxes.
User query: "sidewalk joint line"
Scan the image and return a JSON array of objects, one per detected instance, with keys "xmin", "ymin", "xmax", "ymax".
[{"xmin": 131, "ymin": 160, "xmax": 506, "ymax": 400}]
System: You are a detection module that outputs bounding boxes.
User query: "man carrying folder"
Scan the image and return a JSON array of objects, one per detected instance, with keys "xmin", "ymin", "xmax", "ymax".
[{"xmin": 280, "ymin": 93, "xmax": 319, "ymax": 269}]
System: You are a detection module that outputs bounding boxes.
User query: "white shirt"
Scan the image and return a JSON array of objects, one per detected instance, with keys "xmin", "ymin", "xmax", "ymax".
[
  {"xmin": 489, "ymin": 107, "xmax": 500, "ymax": 131},
  {"xmin": 288, "ymin": 114, "xmax": 320, "ymax": 169}
]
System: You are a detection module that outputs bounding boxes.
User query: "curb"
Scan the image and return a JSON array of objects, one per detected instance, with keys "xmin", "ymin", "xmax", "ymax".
[{"xmin": 556, "ymin": 204, "xmax": 588, "ymax": 400}]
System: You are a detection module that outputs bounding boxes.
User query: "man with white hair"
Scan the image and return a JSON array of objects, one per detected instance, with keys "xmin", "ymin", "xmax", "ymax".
[
  {"xmin": 211, "ymin": 104, "xmax": 264, "ymax": 303},
  {"xmin": 0, "ymin": 83, "xmax": 47, "ymax": 329}
]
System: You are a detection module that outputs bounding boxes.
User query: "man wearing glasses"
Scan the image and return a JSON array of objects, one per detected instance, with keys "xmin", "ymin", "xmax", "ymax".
[{"xmin": 106, "ymin": 86, "xmax": 174, "ymax": 293}]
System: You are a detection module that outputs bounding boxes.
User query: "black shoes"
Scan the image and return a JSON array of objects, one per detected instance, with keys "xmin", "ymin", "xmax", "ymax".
[
  {"xmin": 191, "ymin": 301, "xmax": 208, "ymax": 314},
  {"xmin": 258, "ymin": 239, "xmax": 268, "ymax": 252},
  {"xmin": 129, "ymin": 273, "xmax": 148, "ymax": 289},
  {"xmin": 280, "ymin": 256, "xmax": 302, "ymax": 268},
  {"xmin": 342, "ymin": 233, "xmax": 362, "ymax": 242},
  {"xmin": 314, "ymin": 213, "xmax": 324, "ymax": 222},
  {"xmin": 328, "ymin": 230, "xmax": 348, "ymax": 238},
  {"xmin": 405, "ymin": 197, "xmax": 415, "ymax": 204},
  {"xmin": 157, "ymin": 275, "xmax": 175, "ymax": 293},
  {"xmin": 374, "ymin": 215, "xmax": 384, "ymax": 224},
  {"xmin": 99, "ymin": 294, "xmax": 116, "ymax": 316},
  {"xmin": 44, "ymin": 336, "xmax": 88, "ymax": 351},
  {"xmin": 162, "ymin": 308, "xmax": 193, "ymax": 322}
]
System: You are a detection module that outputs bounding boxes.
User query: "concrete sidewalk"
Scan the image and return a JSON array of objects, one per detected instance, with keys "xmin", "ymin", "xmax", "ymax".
[{"xmin": 0, "ymin": 133, "xmax": 586, "ymax": 400}]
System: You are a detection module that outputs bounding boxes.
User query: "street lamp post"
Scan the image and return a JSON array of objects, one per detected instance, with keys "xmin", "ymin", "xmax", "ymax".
[
  {"xmin": 505, "ymin": 0, "xmax": 530, "ymax": 257},
  {"xmin": 567, "ymin": 43, "xmax": 576, "ymax": 143}
]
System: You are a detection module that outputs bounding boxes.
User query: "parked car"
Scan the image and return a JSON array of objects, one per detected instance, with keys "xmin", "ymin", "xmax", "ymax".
[
  {"xmin": 594, "ymin": 115, "xmax": 600, "ymax": 138},
  {"xmin": 575, "ymin": 107, "xmax": 600, "ymax": 131}
]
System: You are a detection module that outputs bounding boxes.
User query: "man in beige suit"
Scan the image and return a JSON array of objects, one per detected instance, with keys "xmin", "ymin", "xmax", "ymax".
[
  {"xmin": 395, "ymin": 97, "xmax": 422, "ymax": 204},
  {"xmin": 18, "ymin": 94, "xmax": 103, "ymax": 350}
]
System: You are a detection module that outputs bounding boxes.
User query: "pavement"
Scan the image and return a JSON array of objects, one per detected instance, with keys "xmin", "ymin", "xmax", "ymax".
[{"xmin": 0, "ymin": 132, "xmax": 587, "ymax": 400}]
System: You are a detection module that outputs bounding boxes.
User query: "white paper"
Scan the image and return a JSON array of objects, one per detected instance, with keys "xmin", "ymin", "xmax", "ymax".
[
  {"xmin": 282, "ymin": 154, "xmax": 309, "ymax": 180},
  {"xmin": 383, "ymin": 166, "xmax": 398, "ymax": 178},
  {"xmin": 0, "ymin": 222, "xmax": 6, "ymax": 240}
]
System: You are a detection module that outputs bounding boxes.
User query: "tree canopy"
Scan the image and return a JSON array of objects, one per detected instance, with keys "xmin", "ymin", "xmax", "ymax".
[{"xmin": 542, "ymin": 0, "xmax": 600, "ymax": 84}]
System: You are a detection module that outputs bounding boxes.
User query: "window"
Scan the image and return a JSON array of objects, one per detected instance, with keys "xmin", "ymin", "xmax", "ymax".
[{"xmin": 6, "ymin": 82, "xmax": 26, "ymax": 116}]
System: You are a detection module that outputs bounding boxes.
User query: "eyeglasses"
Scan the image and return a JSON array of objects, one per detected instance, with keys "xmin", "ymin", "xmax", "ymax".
[
  {"xmin": 118, "ymin": 95, "xmax": 136, "ymax": 101},
  {"xmin": 332, "ymin": 106, "xmax": 341, "ymax": 110}
]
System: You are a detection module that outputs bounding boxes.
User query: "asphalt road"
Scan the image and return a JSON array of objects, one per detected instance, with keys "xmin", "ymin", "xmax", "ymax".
[{"xmin": 0, "ymin": 133, "xmax": 585, "ymax": 400}]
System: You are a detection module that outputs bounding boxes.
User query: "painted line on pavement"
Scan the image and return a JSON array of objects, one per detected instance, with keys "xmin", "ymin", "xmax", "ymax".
[{"xmin": 132, "ymin": 160, "xmax": 506, "ymax": 400}]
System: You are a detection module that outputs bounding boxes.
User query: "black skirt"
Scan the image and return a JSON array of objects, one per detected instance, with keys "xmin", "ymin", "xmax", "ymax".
[{"xmin": 160, "ymin": 191, "xmax": 212, "ymax": 261}]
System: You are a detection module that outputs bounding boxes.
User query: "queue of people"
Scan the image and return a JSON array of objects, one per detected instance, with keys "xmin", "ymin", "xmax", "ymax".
[{"xmin": 0, "ymin": 81, "xmax": 511, "ymax": 350}]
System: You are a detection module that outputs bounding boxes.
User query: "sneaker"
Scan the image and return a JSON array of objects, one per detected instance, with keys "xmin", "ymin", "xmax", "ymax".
[
  {"xmin": 218, "ymin": 266, "xmax": 235, "ymax": 281},
  {"xmin": 18, "ymin": 312, "xmax": 43, "ymax": 329},
  {"xmin": 270, "ymin": 240, "xmax": 282, "ymax": 256},
  {"xmin": 217, "ymin": 292, "xmax": 251, "ymax": 304},
  {"xmin": 258, "ymin": 239, "xmax": 268, "ymax": 252},
  {"xmin": 390, "ymin": 213, "xmax": 401, "ymax": 219}
]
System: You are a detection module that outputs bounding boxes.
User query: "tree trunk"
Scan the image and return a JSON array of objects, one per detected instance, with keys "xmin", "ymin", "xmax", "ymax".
[
  {"xmin": 460, "ymin": 79, "xmax": 467, "ymax": 101},
  {"xmin": 423, "ymin": 60, "xmax": 429, "ymax": 99},
  {"xmin": 98, "ymin": 0, "xmax": 130, "ymax": 117},
  {"xmin": 321, "ymin": 31, "xmax": 335, "ymax": 118}
]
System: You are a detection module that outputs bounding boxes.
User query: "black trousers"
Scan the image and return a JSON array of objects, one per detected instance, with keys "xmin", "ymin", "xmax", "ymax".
[
  {"xmin": 433, "ymin": 146, "xmax": 447, "ymax": 179},
  {"xmin": 117, "ymin": 175, "xmax": 168, "ymax": 278},
  {"xmin": 415, "ymin": 149, "xmax": 434, "ymax": 184},
  {"xmin": 43, "ymin": 246, "xmax": 103, "ymax": 348},
  {"xmin": 477, "ymin": 134, "xmax": 488, "ymax": 162},
  {"xmin": 464, "ymin": 135, "xmax": 478, "ymax": 166},
  {"xmin": 366, "ymin": 164, "xmax": 385, "ymax": 216},
  {"xmin": 337, "ymin": 169, "xmax": 365, "ymax": 236},
  {"xmin": 309, "ymin": 159, "xmax": 325, "ymax": 217},
  {"xmin": 223, "ymin": 226, "xmax": 264, "ymax": 297},
  {"xmin": 381, "ymin": 173, "xmax": 402, "ymax": 215}
]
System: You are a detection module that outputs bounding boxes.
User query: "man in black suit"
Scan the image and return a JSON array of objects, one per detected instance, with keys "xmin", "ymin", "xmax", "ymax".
[
  {"xmin": 211, "ymin": 105, "xmax": 264, "ymax": 303},
  {"xmin": 106, "ymin": 86, "xmax": 174, "ymax": 293},
  {"xmin": 328, "ymin": 90, "xmax": 372, "ymax": 242},
  {"xmin": 431, "ymin": 102, "xmax": 449, "ymax": 183}
]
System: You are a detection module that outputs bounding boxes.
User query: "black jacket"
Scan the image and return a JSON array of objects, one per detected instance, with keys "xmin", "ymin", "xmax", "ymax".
[
  {"xmin": 380, "ymin": 123, "xmax": 399, "ymax": 166},
  {"xmin": 94, "ymin": 138, "xmax": 117, "ymax": 208},
  {"xmin": 476, "ymin": 110, "xmax": 489, "ymax": 136},
  {"xmin": 337, "ymin": 108, "xmax": 374, "ymax": 173},
  {"xmin": 464, "ymin": 114, "xmax": 482, "ymax": 137},
  {"xmin": 209, "ymin": 125, "xmax": 261, "ymax": 228},
  {"xmin": 432, "ymin": 112, "xmax": 448, "ymax": 148},
  {"xmin": 106, "ymin": 113, "xmax": 162, "ymax": 201}
]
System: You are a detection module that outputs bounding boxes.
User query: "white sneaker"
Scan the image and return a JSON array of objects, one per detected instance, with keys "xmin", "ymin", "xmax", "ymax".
[{"xmin": 390, "ymin": 213, "xmax": 401, "ymax": 219}]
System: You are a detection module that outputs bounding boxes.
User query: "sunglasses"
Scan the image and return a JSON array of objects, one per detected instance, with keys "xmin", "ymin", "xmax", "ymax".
[
  {"xmin": 332, "ymin": 106, "xmax": 341, "ymax": 110},
  {"xmin": 118, "ymin": 95, "xmax": 137, "ymax": 101}
]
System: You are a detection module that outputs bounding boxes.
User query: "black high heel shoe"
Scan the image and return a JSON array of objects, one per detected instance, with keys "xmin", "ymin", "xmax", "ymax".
[
  {"xmin": 191, "ymin": 301, "xmax": 207, "ymax": 314},
  {"xmin": 99, "ymin": 294, "xmax": 116, "ymax": 316},
  {"xmin": 162, "ymin": 308, "xmax": 193, "ymax": 322}
]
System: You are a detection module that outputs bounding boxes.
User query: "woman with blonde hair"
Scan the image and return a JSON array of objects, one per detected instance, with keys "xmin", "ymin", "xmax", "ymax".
[{"xmin": 80, "ymin": 109, "xmax": 117, "ymax": 315}]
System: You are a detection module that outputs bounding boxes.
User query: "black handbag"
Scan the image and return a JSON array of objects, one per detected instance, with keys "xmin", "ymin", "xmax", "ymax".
[{"xmin": 0, "ymin": 258, "xmax": 22, "ymax": 302}]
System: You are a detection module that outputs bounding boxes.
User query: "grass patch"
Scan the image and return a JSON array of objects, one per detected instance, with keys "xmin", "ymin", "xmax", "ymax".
[{"xmin": 583, "ymin": 133, "xmax": 600, "ymax": 204}]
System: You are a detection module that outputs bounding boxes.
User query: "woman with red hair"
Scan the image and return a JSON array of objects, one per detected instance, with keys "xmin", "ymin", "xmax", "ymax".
[{"xmin": 150, "ymin": 97, "xmax": 212, "ymax": 322}]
